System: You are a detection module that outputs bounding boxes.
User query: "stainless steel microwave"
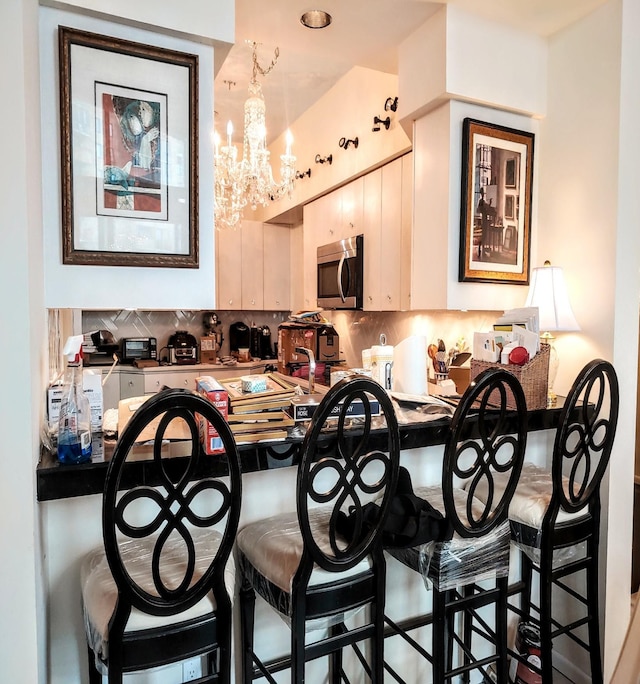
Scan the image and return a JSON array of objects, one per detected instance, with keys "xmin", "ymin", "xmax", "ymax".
[{"xmin": 317, "ymin": 234, "xmax": 364, "ymax": 309}]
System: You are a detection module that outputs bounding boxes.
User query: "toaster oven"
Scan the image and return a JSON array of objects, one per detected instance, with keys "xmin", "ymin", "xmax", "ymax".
[{"xmin": 121, "ymin": 337, "xmax": 158, "ymax": 364}]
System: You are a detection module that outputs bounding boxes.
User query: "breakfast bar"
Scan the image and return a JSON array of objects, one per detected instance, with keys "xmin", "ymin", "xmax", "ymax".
[{"xmin": 38, "ymin": 389, "xmax": 564, "ymax": 682}]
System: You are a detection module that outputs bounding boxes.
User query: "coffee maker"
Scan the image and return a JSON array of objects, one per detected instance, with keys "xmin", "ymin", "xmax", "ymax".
[{"xmin": 201, "ymin": 312, "xmax": 223, "ymax": 363}]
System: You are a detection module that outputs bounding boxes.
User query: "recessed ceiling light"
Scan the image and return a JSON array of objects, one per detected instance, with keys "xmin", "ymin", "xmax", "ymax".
[{"xmin": 300, "ymin": 10, "xmax": 332, "ymax": 29}]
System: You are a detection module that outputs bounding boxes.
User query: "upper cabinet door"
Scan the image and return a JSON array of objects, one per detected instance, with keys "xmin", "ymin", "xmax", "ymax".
[
  {"xmin": 263, "ymin": 224, "xmax": 291, "ymax": 311},
  {"xmin": 362, "ymin": 168, "xmax": 382, "ymax": 311},
  {"xmin": 379, "ymin": 157, "xmax": 403, "ymax": 311},
  {"xmin": 339, "ymin": 176, "xmax": 364, "ymax": 241},
  {"xmin": 216, "ymin": 225, "xmax": 243, "ymax": 310},
  {"xmin": 241, "ymin": 220, "xmax": 264, "ymax": 310}
]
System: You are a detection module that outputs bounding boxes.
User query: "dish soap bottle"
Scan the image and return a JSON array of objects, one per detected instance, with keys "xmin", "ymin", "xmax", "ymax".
[{"xmin": 57, "ymin": 335, "xmax": 92, "ymax": 465}]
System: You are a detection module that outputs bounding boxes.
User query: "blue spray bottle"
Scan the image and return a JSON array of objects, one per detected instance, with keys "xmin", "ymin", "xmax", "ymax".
[{"xmin": 57, "ymin": 335, "xmax": 92, "ymax": 465}]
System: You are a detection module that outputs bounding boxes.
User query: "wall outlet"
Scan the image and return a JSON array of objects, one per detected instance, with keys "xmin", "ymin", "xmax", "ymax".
[{"xmin": 182, "ymin": 656, "xmax": 202, "ymax": 682}]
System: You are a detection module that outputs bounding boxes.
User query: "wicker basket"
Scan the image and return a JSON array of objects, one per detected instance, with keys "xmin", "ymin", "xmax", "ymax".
[{"xmin": 469, "ymin": 343, "xmax": 550, "ymax": 410}]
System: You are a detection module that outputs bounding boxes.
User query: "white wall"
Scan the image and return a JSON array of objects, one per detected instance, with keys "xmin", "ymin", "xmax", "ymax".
[
  {"xmin": 40, "ymin": 7, "xmax": 218, "ymax": 309},
  {"xmin": 0, "ymin": 1, "xmax": 46, "ymax": 682}
]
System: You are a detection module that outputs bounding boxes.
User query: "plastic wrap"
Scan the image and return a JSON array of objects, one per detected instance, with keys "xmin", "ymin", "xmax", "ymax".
[
  {"xmin": 236, "ymin": 507, "xmax": 372, "ymax": 631},
  {"xmin": 472, "ymin": 463, "xmax": 586, "ymax": 566},
  {"xmin": 390, "ymin": 394, "xmax": 455, "ymax": 425},
  {"xmin": 389, "ymin": 486, "xmax": 511, "ymax": 592},
  {"xmin": 82, "ymin": 527, "xmax": 235, "ymax": 670}
]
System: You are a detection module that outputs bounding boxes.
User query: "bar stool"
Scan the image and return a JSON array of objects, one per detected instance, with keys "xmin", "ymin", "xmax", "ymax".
[
  {"xmin": 81, "ymin": 388, "xmax": 241, "ymax": 683},
  {"xmin": 237, "ymin": 376, "xmax": 400, "ymax": 683},
  {"xmin": 476, "ymin": 358, "xmax": 619, "ymax": 682},
  {"xmin": 384, "ymin": 367, "xmax": 528, "ymax": 683}
]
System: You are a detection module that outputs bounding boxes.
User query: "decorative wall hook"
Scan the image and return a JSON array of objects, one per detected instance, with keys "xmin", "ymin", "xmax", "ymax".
[
  {"xmin": 385, "ymin": 96, "xmax": 398, "ymax": 112},
  {"xmin": 314, "ymin": 153, "xmax": 333, "ymax": 165},
  {"xmin": 295, "ymin": 168, "xmax": 311, "ymax": 180},
  {"xmin": 339, "ymin": 136, "xmax": 359, "ymax": 150},
  {"xmin": 372, "ymin": 115, "xmax": 391, "ymax": 132}
]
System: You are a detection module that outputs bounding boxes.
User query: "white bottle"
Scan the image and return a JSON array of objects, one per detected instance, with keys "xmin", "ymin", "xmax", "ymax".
[{"xmin": 57, "ymin": 335, "xmax": 92, "ymax": 465}]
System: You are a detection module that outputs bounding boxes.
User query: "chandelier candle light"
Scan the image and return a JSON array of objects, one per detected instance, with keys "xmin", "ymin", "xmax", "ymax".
[
  {"xmin": 525, "ymin": 260, "xmax": 581, "ymax": 406},
  {"xmin": 214, "ymin": 42, "xmax": 296, "ymax": 230}
]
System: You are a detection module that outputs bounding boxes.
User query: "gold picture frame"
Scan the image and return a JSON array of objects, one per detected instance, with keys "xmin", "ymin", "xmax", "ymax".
[
  {"xmin": 59, "ymin": 26, "xmax": 199, "ymax": 268},
  {"xmin": 459, "ymin": 118, "xmax": 534, "ymax": 284}
]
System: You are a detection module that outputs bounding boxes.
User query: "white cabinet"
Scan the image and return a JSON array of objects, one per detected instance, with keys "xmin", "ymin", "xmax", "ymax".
[
  {"xmin": 303, "ymin": 154, "xmax": 412, "ymax": 312},
  {"xmin": 263, "ymin": 223, "xmax": 290, "ymax": 311},
  {"xmin": 241, "ymin": 221, "xmax": 264, "ymax": 310},
  {"xmin": 216, "ymin": 225, "xmax": 243, "ymax": 309},
  {"xmin": 301, "ymin": 176, "xmax": 365, "ymax": 310},
  {"xmin": 216, "ymin": 220, "xmax": 290, "ymax": 311}
]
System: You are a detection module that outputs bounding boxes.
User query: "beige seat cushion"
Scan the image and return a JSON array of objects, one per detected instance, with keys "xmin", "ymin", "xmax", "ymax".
[
  {"xmin": 236, "ymin": 508, "xmax": 372, "ymax": 596},
  {"xmin": 82, "ymin": 528, "xmax": 232, "ymax": 661},
  {"xmin": 473, "ymin": 463, "xmax": 588, "ymax": 530}
]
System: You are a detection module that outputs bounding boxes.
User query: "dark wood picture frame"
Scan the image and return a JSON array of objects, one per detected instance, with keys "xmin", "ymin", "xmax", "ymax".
[
  {"xmin": 459, "ymin": 118, "xmax": 534, "ymax": 284},
  {"xmin": 59, "ymin": 26, "xmax": 199, "ymax": 268}
]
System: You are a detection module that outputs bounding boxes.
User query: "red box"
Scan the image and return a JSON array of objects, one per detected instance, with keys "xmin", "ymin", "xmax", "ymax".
[{"xmin": 195, "ymin": 376, "xmax": 229, "ymax": 454}]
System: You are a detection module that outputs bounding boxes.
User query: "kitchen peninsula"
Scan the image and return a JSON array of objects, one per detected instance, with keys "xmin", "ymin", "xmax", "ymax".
[{"xmin": 38, "ymin": 386, "xmax": 563, "ymax": 682}]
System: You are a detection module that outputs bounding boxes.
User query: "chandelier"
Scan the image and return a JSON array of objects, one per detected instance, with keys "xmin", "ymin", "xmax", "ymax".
[{"xmin": 214, "ymin": 42, "xmax": 296, "ymax": 230}]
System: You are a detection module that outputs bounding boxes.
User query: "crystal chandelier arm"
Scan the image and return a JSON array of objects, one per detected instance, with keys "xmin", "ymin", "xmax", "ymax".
[{"xmin": 250, "ymin": 41, "xmax": 280, "ymax": 80}]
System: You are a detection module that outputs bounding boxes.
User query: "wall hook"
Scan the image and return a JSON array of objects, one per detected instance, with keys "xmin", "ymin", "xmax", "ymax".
[
  {"xmin": 295, "ymin": 168, "xmax": 311, "ymax": 179},
  {"xmin": 339, "ymin": 136, "xmax": 359, "ymax": 150},
  {"xmin": 384, "ymin": 96, "xmax": 398, "ymax": 112},
  {"xmin": 314, "ymin": 153, "xmax": 333, "ymax": 165},
  {"xmin": 372, "ymin": 115, "xmax": 391, "ymax": 132}
]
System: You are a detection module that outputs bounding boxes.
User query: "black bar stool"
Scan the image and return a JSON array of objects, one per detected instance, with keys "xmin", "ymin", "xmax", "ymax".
[
  {"xmin": 476, "ymin": 358, "xmax": 619, "ymax": 682},
  {"xmin": 384, "ymin": 367, "xmax": 528, "ymax": 683},
  {"xmin": 81, "ymin": 388, "xmax": 241, "ymax": 683},
  {"xmin": 237, "ymin": 376, "xmax": 400, "ymax": 683}
]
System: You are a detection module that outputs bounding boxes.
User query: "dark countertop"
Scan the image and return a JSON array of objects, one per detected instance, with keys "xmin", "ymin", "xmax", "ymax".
[{"xmin": 37, "ymin": 400, "xmax": 564, "ymax": 502}]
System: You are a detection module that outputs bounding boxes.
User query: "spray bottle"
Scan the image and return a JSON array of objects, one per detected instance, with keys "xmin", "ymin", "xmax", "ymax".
[{"xmin": 57, "ymin": 335, "xmax": 92, "ymax": 464}]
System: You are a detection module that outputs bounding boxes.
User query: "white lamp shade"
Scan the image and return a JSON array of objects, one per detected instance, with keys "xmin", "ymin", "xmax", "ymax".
[{"xmin": 525, "ymin": 264, "xmax": 581, "ymax": 332}]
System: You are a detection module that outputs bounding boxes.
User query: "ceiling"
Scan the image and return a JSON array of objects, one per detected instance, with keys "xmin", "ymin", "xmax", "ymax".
[{"xmin": 213, "ymin": 0, "xmax": 609, "ymax": 145}]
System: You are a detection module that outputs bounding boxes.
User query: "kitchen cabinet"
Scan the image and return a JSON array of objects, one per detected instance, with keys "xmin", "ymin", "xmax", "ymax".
[
  {"xmin": 303, "ymin": 154, "xmax": 412, "ymax": 312},
  {"xmin": 216, "ymin": 220, "xmax": 290, "ymax": 311},
  {"xmin": 301, "ymin": 176, "xmax": 365, "ymax": 310},
  {"xmin": 263, "ymin": 223, "xmax": 290, "ymax": 311},
  {"xmin": 118, "ymin": 363, "xmax": 267, "ymax": 402}
]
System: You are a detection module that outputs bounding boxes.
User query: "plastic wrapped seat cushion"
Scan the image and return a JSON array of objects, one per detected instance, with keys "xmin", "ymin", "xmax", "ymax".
[
  {"xmin": 82, "ymin": 527, "xmax": 233, "ymax": 662},
  {"xmin": 388, "ymin": 486, "xmax": 511, "ymax": 592},
  {"xmin": 236, "ymin": 507, "xmax": 372, "ymax": 613}
]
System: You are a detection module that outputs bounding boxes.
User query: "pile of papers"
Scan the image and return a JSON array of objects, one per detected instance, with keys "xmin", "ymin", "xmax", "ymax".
[{"xmin": 473, "ymin": 307, "xmax": 540, "ymax": 363}]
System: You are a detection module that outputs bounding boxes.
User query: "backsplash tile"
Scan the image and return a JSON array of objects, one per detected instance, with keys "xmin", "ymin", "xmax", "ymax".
[{"xmin": 80, "ymin": 308, "xmax": 502, "ymax": 368}]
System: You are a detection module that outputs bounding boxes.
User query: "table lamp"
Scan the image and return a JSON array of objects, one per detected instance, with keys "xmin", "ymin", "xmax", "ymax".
[{"xmin": 525, "ymin": 260, "xmax": 581, "ymax": 406}]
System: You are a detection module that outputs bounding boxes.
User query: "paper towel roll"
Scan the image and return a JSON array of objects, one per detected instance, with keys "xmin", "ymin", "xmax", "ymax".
[{"xmin": 392, "ymin": 335, "xmax": 427, "ymax": 395}]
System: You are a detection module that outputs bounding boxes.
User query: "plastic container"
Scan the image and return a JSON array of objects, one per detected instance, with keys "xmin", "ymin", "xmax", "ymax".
[{"xmin": 57, "ymin": 336, "xmax": 92, "ymax": 465}]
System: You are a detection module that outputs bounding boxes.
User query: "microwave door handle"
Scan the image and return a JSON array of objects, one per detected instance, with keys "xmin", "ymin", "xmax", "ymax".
[{"xmin": 337, "ymin": 254, "xmax": 347, "ymax": 303}]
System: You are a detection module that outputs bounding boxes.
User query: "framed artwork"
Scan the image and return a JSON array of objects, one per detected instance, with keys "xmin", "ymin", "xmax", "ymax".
[
  {"xmin": 459, "ymin": 118, "xmax": 534, "ymax": 284},
  {"xmin": 59, "ymin": 26, "xmax": 199, "ymax": 268},
  {"xmin": 504, "ymin": 194, "xmax": 515, "ymax": 220}
]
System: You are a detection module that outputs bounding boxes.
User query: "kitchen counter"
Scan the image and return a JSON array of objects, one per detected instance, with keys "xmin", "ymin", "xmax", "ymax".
[{"xmin": 37, "ymin": 399, "xmax": 566, "ymax": 502}]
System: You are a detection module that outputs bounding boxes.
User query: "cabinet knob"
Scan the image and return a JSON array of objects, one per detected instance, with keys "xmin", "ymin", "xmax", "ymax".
[
  {"xmin": 368, "ymin": 296, "xmax": 373, "ymax": 302},
  {"xmin": 184, "ymin": 379, "xmax": 188, "ymax": 386},
  {"xmin": 156, "ymin": 380, "xmax": 160, "ymax": 387},
  {"xmin": 275, "ymin": 300, "xmax": 280, "ymax": 305},
  {"xmin": 387, "ymin": 294, "xmax": 392, "ymax": 301},
  {"xmin": 128, "ymin": 381, "xmax": 133, "ymax": 387},
  {"xmin": 251, "ymin": 299, "xmax": 255, "ymax": 305},
  {"xmin": 228, "ymin": 299, "xmax": 233, "ymax": 305}
]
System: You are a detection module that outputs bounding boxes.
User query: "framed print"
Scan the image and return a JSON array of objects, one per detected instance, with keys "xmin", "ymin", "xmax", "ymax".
[
  {"xmin": 459, "ymin": 118, "xmax": 534, "ymax": 284},
  {"xmin": 59, "ymin": 26, "xmax": 199, "ymax": 267}
]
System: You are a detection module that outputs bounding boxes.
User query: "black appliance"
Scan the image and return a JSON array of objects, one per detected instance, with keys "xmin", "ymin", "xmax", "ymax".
[
  {"xmin": 229, "ymin": 322, "xmax": 251, "ymax": 353},
  {"xmin": 121, "ymin": 337, "xmax": 158, "ymax": 365},
  {"xmin": 250, "ymin": 324, "xmax": 261, "ymax": 360},
  {"xmin": 84, "ymin": 330, "xmax": 119, "ymax": 365},
  {"xmin": 167, "ymin": 330, "xmax": 198, "ymax": 365},
  {"xmin": 259, "ymin": 325, "xmax": 273, "ymax": 359},
  {"xmin": 316, "ymin": 234, "xmax": 364, "ymax": 309}
]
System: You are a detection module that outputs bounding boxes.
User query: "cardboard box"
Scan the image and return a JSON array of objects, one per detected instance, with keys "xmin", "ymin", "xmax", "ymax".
[
  {"xmin": 48, "ymin": 370, "xmax": 103, "ymax": 431},
  {"xmin": 200, "ymin": 337, "xmax": 218, "ymax": 364},
  {"xmin": 286, "ymin": 394, "xmax": 381, "ymax": 422},
  {"xmin": 196, "ymin": 376, "xmax": 229, "ymax": 454}
]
